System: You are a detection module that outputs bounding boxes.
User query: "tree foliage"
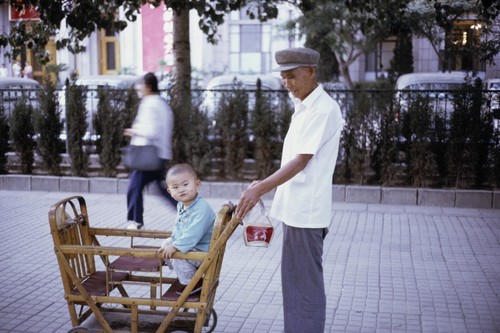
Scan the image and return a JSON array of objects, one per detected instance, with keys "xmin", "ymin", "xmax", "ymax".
[
  {"xmin": 399, "ymin": 0, "xmax": 499, "ymax": 71},
  {"xmin": 289, "ymin": 0, "xmax": 410, "ymax": 88},
  {"xmin": 288, "ymin": 0, "xmax": 499, "ymax": 87},
  {"xmin": 0, "ymin": 0, "xmax": 279, "ymax": 65},
  {"xmin": 388, "ymin": 29, "xmax": 414, "ymax": 83}
]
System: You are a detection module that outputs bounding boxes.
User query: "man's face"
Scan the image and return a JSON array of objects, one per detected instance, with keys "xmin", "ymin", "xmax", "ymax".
[{"xmin": 280, "ymin": 66, "xmax": 316, "ymax": 101}]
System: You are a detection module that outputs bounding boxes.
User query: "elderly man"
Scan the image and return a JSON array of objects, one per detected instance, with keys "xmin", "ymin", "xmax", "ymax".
[{"xmin": 236, "ymin": 47, "xmax": 344, "ymax": 332}]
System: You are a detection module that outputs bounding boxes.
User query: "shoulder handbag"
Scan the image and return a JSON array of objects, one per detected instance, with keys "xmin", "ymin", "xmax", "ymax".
[{"xmin": 122, "ymin": 145, "xmax": 163, "ymax": 171}]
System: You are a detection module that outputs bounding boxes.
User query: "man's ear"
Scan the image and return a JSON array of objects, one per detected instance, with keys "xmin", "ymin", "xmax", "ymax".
[{"xmin": 308, "ymin": 66, "xmax": 317, "ymax": 76}]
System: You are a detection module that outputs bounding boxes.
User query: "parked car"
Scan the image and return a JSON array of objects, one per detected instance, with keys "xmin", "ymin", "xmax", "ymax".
[
  {"xmin": 486, "ymin": 78, "xmax": 500, "ymax": 111},
  {"xmin": 486, "ymin": 78, "xmax": 500, "ymax": 129},
  {"xmin": 201, "ymin": 74, "xmax": 285, "ymax": 120},
  {"xmin": 395, "ymin": 72, "xmax": 477, "ymax": 117},
  {"xmin": 59, "ymin": 75, "xmax": 139, "ymax": 142},
  {"xmin": 0, "ymin": 77, "xmax": 40, "ymax": 117}
]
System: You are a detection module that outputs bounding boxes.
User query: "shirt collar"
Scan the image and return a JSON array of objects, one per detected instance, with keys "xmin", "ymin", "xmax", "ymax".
[
  {"xmin": 293, "ymin": 84, "xmax": 324, "ymax": 113},
  {"xmin": 178, "ymin": 193, "xmax": 201, "ymax": 214}
]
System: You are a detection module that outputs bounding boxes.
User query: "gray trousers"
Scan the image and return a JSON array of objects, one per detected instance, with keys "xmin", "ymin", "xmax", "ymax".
[
  {"xmin": 162, "ymin": 238, "xmax": 201, "ymax": 285},
  {"xmin": 172, "ymin": 258, "xmax": 202, "ymax": 285},
  {"xmin": 282, "ymin": 224, "xmax": 328, "ymax": 333}
]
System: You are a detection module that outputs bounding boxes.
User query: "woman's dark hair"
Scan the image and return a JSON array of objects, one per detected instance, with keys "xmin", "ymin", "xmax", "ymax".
[{"xmin": 143, "ymin": 72, "xmax": 159, "ymax": 93}]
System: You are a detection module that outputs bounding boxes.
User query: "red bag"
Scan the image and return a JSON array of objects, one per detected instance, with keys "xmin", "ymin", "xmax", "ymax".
[{"xmin": 242, "ymin": 200, "xmax": 274, "ymax": 247}]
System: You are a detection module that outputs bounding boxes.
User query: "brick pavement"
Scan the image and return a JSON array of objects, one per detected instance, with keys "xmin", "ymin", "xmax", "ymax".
[{"xmin": 0, "ymin": 190, "xmax": 499, "ymax": 332}]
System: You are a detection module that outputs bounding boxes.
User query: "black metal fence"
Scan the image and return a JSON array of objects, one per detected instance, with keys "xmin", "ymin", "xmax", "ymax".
[{"xmin": 1, "ymin": 86, "xmax": 499, "ymax": 189}]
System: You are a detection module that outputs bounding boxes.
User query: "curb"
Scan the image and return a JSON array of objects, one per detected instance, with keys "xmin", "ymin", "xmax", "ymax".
[{"xmin": 1, "ymin": 174, "xmax": 499, "ymax": 209}]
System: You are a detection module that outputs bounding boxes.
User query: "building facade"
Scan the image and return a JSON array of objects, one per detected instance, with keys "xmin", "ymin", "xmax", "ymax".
[{"xmin": 1, "ymin": 2, "xmax": 499, "ymax": 85}]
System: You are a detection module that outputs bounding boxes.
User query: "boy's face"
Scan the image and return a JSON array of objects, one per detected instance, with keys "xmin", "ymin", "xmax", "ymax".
[{"xmin": 166, "ymin": 171, "xmax": 201, "ymax": 206}]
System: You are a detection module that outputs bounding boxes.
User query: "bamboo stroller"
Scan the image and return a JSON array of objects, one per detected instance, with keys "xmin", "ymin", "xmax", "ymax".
[{"xmin": 49, "ymin": 195, "xmax": 239, "ymax": 333}]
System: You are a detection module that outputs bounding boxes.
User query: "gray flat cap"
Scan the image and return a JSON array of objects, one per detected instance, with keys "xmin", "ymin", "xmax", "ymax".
[{"xmin": 273, "ymin": 47, "xmax": 320, "ymax": 72}]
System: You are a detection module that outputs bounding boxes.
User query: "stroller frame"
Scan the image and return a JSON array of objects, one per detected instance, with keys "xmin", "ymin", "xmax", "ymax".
[{"xmin": 48, "ymin": 195, "xmax": 238, "ymax": 333}]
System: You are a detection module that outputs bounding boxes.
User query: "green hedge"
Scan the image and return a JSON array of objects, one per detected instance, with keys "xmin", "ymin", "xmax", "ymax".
[{"xmin": 1, "ymin": 81, "xmax": 499, "ymax": 190}]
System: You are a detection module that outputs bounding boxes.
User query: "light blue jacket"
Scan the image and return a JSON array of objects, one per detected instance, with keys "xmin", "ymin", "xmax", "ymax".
[{"xmin": 171, "ymin": 195, "xmax": 215, "ymax": 253}]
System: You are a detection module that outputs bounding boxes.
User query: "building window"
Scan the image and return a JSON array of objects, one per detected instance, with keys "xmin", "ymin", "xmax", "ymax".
[
  {"xmin": 228, "ymin": 8, "xmax": 271, "ymax": 74},
  {"xmin": 444, "ymin": 20, "xmax": 485, "ymax": 72},
  {"xmin": 100, "ymin": 29, "xmax": 120, "ymax": 74},
  {"xmin": 365, "ymin": 38, "xmax": 396, "ymax": 78},
  {"xmin": 240, "ymin": 25, "xmax": 261, "ymax": 52}
]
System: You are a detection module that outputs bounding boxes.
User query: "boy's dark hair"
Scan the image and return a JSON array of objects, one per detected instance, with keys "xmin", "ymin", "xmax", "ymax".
[
  {"xmin": 143, "ymin": 72, "xmax": 159, "ymax": 93},
  {"xmin": 167, "ymin": 163, "xmax": 198, "ymax": 180}
]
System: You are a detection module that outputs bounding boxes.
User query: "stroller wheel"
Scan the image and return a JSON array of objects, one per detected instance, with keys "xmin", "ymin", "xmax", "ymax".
[
  {"xmin": 204, "ymin": 309, "xmax": 217, "ymax": 333},
  {"xmin": 67, "ymin": 327, "xmax": 92, "ymax": 333}
]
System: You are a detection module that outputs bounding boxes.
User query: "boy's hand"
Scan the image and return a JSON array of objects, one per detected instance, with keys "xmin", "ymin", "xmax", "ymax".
[{"xmin": 158, "ymin": 244, "xmax": 178, "ymax": 259}]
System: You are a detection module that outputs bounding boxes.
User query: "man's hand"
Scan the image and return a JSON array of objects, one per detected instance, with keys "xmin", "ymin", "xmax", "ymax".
[
  {"xmin": 236, "ymin": 180, "xmax": 261, "ymax": 220},
  {"xmin": 158, "ymin": 244, "xmax": 178, "ymax": 259}
]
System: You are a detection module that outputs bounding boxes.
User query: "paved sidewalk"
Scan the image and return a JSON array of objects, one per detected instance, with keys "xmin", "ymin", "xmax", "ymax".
[{"xmin": 0, "ymin": 190, "xmax": 499, "ymax": 333}]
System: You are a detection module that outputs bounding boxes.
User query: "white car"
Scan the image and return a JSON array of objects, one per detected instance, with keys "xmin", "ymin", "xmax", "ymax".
[
  {"xmin": 486, "ymin": 78, "xmax": 500, "ymax": 110},
  {"xmin": 486, "ymin": 78, "xmax": 500, "ymax": 129},
  {"xmin": 201, "ymin": 74, "xmax": 284, "ymax": 120},
  {"xmin": 0, "ymin": 77, "xmax": 40, "ymax": 117},
  {"xmin": 394, "ymin": 72, "xmax": 481, "ymax": 118}
]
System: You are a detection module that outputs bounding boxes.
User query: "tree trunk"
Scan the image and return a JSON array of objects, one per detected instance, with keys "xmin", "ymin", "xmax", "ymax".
[
  {"xmin": 170, "ymin": 7, "xmax": 192, "ymax": 162},
  {"xmin": 336, "ymin": 55, "xmax": 354, "ymax": 90},
  {"xmin": 171, "ymin": 7, "xmax": 191, "ymax": 111}
]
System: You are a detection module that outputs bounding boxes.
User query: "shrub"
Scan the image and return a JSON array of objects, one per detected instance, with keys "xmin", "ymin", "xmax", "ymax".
[
  {"xmin": 491, "ymin": 126, "xmax": 500, "ymax": 188},
  {"xmin": 180, "ymin": 104, "xmax": 212, "ymax": 178},
  {"xmin": 429, "ymin": 109, "xmax": 449, "ymax": 186},
  {"xmin": 364, "ymin": 83, "xmax": 400, "ymax": 185},
  {"xmin": 252, "ymin": 79, "xmax": 279, "ymax": 179},
  {"xmin": 448, "ymin": 77, "xmax": 493, "ymax": 188},
  {"xmin": 467, "ymin": 79, "xmax": 493, "ymax": 189},
  {"xmin": 34, "ymin": 74, "xmax": 63, "ymax": 175},
  {"xmin": 344, "ymin": 89, "xmax": 377, "ymax": 184},
  {"xmin": 276, "ymin": 92, "xmax": 293, "ymax": 140},
  {"xmin": 401, "ymin": 94, "xmax": 434, "ymax": 187},
  {"xmin": 121, "ymin": 86, "xmax": 140, "ymax": 145},
  {"xmin": 171, "ymin": 90, "xmax": 212, "ymax": 177},
  {"xmin": 65, "ymin": 75, "xmax": 89, "ymax": 176},
  {"xmin": 0, "ymin": 105, "xmax": 9, "ymax": 174},
  {"xmin": 10, "ymin": 95, "xmax": 35, "ymax": 174},
  {"xmin": 215, "ymin": 81, "xmax": 249, "ymax": 179},
  {"xmin": 94, "ymin": 88, "xmax": 128, "ymax": 177},
  {"xmin": 370, "ymin": 107, "xmax": 400, "ymax": 185}
]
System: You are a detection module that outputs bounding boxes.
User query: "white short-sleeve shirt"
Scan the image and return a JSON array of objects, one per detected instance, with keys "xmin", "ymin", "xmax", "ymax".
[{"xmin": 269, "ymin": 85, "xmax": 344, "ymax": 228}]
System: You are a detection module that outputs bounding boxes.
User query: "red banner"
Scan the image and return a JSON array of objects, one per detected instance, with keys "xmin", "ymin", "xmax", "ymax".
[
  {"xmin": 141, "ymin": 3, "xmax": 173, "ymax": 73},
  {"xmin": 9, "ymin": 2, "xmax": 40, "ymax": 21}
]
